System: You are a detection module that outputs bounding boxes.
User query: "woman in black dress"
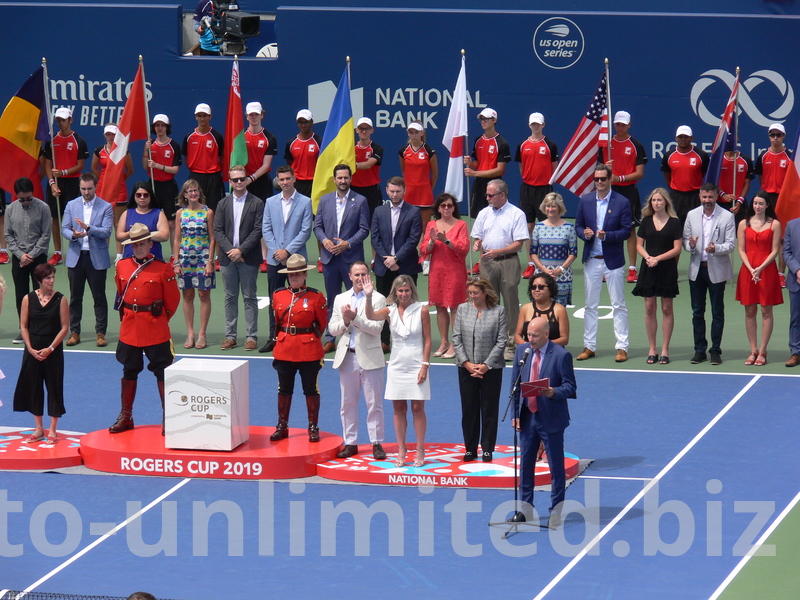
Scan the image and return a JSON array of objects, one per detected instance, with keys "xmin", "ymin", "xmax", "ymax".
[
  {"xmin": 13, "ymin": 264, "xmax": 69, "ymax": 443},
  {"xmin": 632, "ymin": 188, "xmax": 682, "ymax": 364}
]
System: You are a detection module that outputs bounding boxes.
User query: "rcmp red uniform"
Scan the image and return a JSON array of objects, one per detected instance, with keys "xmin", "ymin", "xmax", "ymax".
[
  {"xmin": 116, "ymin": 256, "xmax": 180, "ymax": 347},
  {"xmin": 272, "ymin": 285, "xmax": 328, "ymax": 362}
]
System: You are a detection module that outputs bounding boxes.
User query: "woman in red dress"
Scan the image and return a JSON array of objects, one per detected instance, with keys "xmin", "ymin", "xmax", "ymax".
[
  {"xmin": 419, "ymin": 193, "xmax": 468, "ymax": 358},
  {"xmin": 735, "ymin": 191, "xmax": 783, "ymax": 365},
  {"xmin": 399, "ymin": 120, "xmax": 438, "ymax": 229}
]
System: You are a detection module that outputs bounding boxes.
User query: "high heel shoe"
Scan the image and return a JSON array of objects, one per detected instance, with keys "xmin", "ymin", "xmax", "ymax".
[
  {"xmin": 433, "ymin": 344, "xmax": 448, "ymax": 357},
  {"xmin": 195, "ymin": 334, "xmax": 208, "ymax": 350},
  {"xmin": 755, "ymin": 351, "xmax": 767, "ymax": 366},
  {"xmin": 744, "ymin": 351, "xmax": 757, "ymax": 365},
  {"xmin": 184, "ymin": 335, "xmax": 195, "ymax": 349},
  {"xmin": 394, "ymin": 449, "xmax": 407, "ymax": 468},
  {"xmin": 414, "ymin": 447, "xmax": 425, "ymax": 468},
  {"xmin": 442, "ymin": 344, "xmax": 456, "ymax": 359}
]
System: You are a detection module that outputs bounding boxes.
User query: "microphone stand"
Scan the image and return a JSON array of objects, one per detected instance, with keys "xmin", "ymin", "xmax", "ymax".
[{"xmin": 489, "ymin": 350, "xmax": 548, "ymax": 537}]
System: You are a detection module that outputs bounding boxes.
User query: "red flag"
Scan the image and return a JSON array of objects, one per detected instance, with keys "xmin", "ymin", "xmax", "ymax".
[
  {"xmin": 99, "ymin": 63, "xmax": 148, "ymax": 202},
  {"xmin": 598, "ymin": 108, "xmax": 609, "ymax": 148},
  {"xmin": 442, "ymin": 56, "xmax": 468, "ymax": 204},
  {"xmin": 776, "ymin": 158, "xmax": 800, "ymax": 232},
  {"xmin": 223, "ymin": 59, "xmax": 246, "ymax": 181},
  {"xmin": 549, "ymin": 72, "xmax": 608, "ymax": 197}
]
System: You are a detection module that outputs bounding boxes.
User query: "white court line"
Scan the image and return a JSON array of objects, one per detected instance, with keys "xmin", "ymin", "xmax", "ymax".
[
  {"xmin": 580, "ymin": 475, "xmax": 654, "ymax": 482},
  {"xmin": 531, "ymin": 374, "xmax": 761, "ymax": 600},
  {"xmin": 16, "ymin": 478, "xmax": 192, "ymax": 598},
  {"xmin": 708, "ymin": 488, "xmax": 800, "ymax": 600}
]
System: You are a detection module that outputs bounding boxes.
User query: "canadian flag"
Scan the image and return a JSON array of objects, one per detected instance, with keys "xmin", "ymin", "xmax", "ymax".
[
  {"xmin": 99, "ymin": 63, "xmax": 148, "ymax": 202},
  {"xmin": 442, "ymin": 56, "xmax": 468, "ymax": 204}
]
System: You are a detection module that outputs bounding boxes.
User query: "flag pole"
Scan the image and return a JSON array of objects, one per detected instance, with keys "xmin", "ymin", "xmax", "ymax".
[
  {"xmin": 605, "ymin": 58, "xmax": 612, "ymax": 160},
  {"xmin": 460, "ymin": 49, "xmax": 477, "ymax": 273},
  {"xmin": 732, "ymin": 65, "xmax": 740, "ymax": 203},
  {"xmin": 42, "ymin": 57, "xmax": 58, "ymax": 194},
  {"xmin": 139, "ymin": 55, "xmax": 156, "ymax": 190}
]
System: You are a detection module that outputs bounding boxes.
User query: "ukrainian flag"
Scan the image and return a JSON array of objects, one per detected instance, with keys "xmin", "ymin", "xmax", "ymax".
[
  {"xmin": 311, "ymin": 65, "xmax": 356, "ymax": 212},
  {"xmin": 0, "ymin": 67, "xmax": 49, "ymax": 198}
]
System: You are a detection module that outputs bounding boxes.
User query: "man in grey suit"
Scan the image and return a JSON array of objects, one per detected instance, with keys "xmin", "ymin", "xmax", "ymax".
[
  {"xmin": 313, "ymin": 163, "xmax": 370, "ymax": 352},
  {"xmin": 61, "ymin": 172, "xmax": 114, "ymax": 347},
  {"xmin": 328, "ymin": 261, "xmax": 387, "ymax": 460},
  {"xmin": 783, "ymin": 217, "xmax": 800, "ymax": 367},
  {"xmin": 259, "ymin": 165, "xmax": 313, "ymax": 353},
  {"xmin": 214, "ymin": 165, "xmax": 265, "ymax": 351},
  {"xmin": 682, "ymin": 182, "xmax": 736, "ymax": 365}
]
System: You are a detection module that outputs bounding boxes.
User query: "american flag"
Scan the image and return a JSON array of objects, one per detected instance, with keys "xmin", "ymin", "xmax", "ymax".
[
  {"xmin": 550, "ymin": 73, "xmax": 608, "ymax": 196},
  {"xmin": 704, "ymin": 71, "xmax": 739, "ymax": 186}
]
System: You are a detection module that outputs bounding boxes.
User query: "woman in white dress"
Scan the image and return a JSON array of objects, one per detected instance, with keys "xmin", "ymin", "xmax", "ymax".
[{"xmin": 364, "ymin": 275, "xmax": 432, "ymax": 467}]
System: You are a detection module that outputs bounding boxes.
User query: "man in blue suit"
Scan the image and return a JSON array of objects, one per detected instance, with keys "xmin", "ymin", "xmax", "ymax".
[
  {"xmin": 314, "ymin": 163, "xmax": 370, "ymax": 351},
  {"xmin": 511, "ymin": 317, "xmax": 576, "ymax": 527},
  {"xmin": 259, "ymin": 165, "xmax": 314, "ymax": 353},
  {"xmin": 783, "ymin": 217, "xmax": 800, "ymax": 367},
  {"xmin": 61, "ymin": 172, "xmax": 114, "ymax": 347},
  {"xmin": 370, "ymin": 176, "xmax": 422, "ymax": 350},
  {"xmin": 575, "ymin": 163, "xmax": 632, "ymax": 362}
]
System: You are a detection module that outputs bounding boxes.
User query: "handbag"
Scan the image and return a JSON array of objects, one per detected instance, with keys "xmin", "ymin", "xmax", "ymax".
[{"xmin": 422, "ymin": 259, "xmax": 430, "ymax": 275}]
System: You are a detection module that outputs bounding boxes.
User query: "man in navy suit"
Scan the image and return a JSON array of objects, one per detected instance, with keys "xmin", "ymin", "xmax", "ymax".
[
  {"xmin": 314, "ymin": 163, "xmax": 370, "ymax": 351},
  {"xmin": 61, "ymin": 172, "xmax": 114, "ymax": 347},
  {"xmin": 259, "ymin": 165, "xmax": 313, "ymax": 353},
  {"xmin": 575, "ymin": 164, "xmax": 632, "ymax": 362},
  {"xmin": 512, "ymin": 317, "xmax": 576, "ymax": 526},
  {"xmin": 370, "ymin": 176, "xmax": 422, "ymax": 349},
  {"xmin": 782, "ymin": 217, "xmax": 800, "ymax": 367}
]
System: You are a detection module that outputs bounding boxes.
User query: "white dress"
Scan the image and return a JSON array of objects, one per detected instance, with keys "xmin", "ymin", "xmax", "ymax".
[{"xmin": 384, "ymin": 302, "xmax": 430, "ymax": 400}]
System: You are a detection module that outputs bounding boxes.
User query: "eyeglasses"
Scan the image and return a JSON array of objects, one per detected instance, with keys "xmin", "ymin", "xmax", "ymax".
[
  {"xmin": 357, "ymin": 127, "xmax": 371, "ymax": 132},
  {"xmin": 594, "ymin": 176, "xmax": 609, "ymax": 182},
  {"xmin": 439, "ymin": 203, "xmax": 454, "ymax": 209},
  {"xmin": 478, "ymin": 116, "xmax": 493, "ymax": 122},
  {"xmin": 531, "ymin": 284, "xmax": 548, "ymax": 291},
  {"xmin": 769, "ymin": 132, "xmax": 784, "ymax": 138},
  {"xmin": 485, "ymin": 192, "xmax": 503, "ymax": 199},
  {"xmin": 230, "ymin": 177, "xmax": 247, "ymax": 183},
  {"xmin": 135, "ymin": 192, "xmax": 150, "ymax": 198}
]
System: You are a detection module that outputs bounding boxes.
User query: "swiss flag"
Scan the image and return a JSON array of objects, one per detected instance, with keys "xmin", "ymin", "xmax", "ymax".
[{"xmin": 98, "ymin": 63, "xmax": 148, "ymax": 202}]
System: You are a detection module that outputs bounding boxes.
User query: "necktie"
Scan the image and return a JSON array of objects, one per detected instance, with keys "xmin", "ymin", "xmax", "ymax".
[{"xmin": 527, "ymin": 349, "xmax": 540, "ymax": 413}]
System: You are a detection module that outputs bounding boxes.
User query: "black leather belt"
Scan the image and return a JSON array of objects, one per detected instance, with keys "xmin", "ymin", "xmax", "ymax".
[
  {"xmin": 493, "ymin": 253, "xmax": 515, "ymax": 261},
  {"xmin": 280, "ymin": 325, "xmax": 315, "ymax": 335},
  {"xmin": 700, "ymin": 261, "xmax": 708, "ymax": 267},
  {"xmin": 591, "ymin": 255, "xmax": 605, "ymax": 259},
  {"xmin": 123, "ymin": 302, "xmax": 155, "ymax": 313}
]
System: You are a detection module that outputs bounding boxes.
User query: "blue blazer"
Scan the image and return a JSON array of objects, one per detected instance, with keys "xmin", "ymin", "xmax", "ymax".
[
  {"xmin": 370, "ymin": 201, "xmax": 422, "ymax": 277},
  {"xmin": 511, "ymin": 341, "xmax": 576, "ymax": 433},
  {"xmin": 575, "ymin": 190, "xmax": 632, "ymax": 270},
  {"xmin": 61, "ymin": 197, "xmax": 114, "ymax": 270},
  {"xmin": 262, "ymin": 191, "xmax": 313, "ymax": 266},
  {"xmin": 313, "ymin": 189, "xmax": 370, "ymax": 265}
]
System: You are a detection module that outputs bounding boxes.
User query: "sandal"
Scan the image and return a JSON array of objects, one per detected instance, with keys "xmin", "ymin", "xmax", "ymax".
[
  {"xmin": 433, "ymin": 344, "xmax": 448, "ymax": 357},
  {"xmin": 184, "ymin": 335, "xmax": 195, "ymax": 349},
  {"xmin": 414, "ymin": 448, "xmax": 425, "ymax": 468},
  {"xmin": 755, "ymin": 351, "xmax": 767, "ymax": 366},
  {"xmin": 394, "ymin": 449, "xmax": 407, "ymax": 468},
  {"xmin": 45, "ymin": 435, "xmax": 59, "ymax": 444},
  {"xmin": 646, "ymin": 354, "xmax": 658, "ymax": 364},
  {"xmin": 23, "ymin": 433, "xmax": 45, "ymax": 444},
  {"xmin": 442, "ymin": 344, "xmax": 456, "ymax": 359},
  {"xmin": 195, "ymin": 334, "xmax": 208, "ymax": 350},
  {"xmin": 744, "ymin": 351, "xmax": 758, "ymax": 366},
  {"xmin": 659, "ymin": 355, "xmax": 670, "ymax": 365}
]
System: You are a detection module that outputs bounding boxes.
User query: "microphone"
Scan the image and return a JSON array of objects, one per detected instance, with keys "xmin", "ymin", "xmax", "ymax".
[{"xmin": 517, "ymin": 347, "xmax": 531, "ymax": 367}]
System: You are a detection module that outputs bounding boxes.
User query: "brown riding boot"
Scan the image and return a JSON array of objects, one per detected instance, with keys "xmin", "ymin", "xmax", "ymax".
[
  {"xmin": 270, "ymin": 394, "xmax": 292, "ymax": 441},
  {"xmin": 157, "ymin": 380, "xmax": 166, "ymax": 436},
  {"xmin": 306, "ymin": 394, "xmax": 321, "ymax": 442},
  {"xmin": 109, "ymin": 379, "xmax": 137, "ymax": 433}
]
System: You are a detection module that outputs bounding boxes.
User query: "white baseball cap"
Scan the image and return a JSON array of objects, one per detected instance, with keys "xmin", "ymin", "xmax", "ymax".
[
  {"xmin": 296, "ymin": 109, "xmax": 313, "ymax": 121},
  {"xmin": 194, "ymin": 103, "xmax": 212, "ymax": 115},
  {"xmin": 528, "ymin": 112, "xmax": 545, "ymax": 125},
  {"xmin": 478, "ymin": 108, "xmax": 497, "ymax": 119},
  {"xmin": 152, "ymin": 114, "xmax": 170, "ymax": 125},
  {"xmin": 407, "ymin": 122, "xmax": 424, "ymax": 132},
  {"xmin": 614, "ymin": 111, "xmax": 631, "ymax": 125},
  {"xmin": 676, "ymin": 125, "xmax": 693, "ymax": 137},
  {"xmin": 54, "ymin": 107, "xmax": 72, "ymax": 120},
  {"xmin": 103, "ymin": 125, "xmax": 118, "ymax": 136},
  {"xmin": 768, "ymin": 123, "xmax": 786, "ymax": 135},
  {"xmin": 356, "ymin": 117, "xmax": 373, "ymax": 128},
  {"xmin": 245, "ymin": 102, "xmax": 263, "ymax": 115}
]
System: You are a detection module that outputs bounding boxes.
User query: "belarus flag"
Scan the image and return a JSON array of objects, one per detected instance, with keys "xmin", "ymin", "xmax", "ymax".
[
  {"xmin": 100, "ymin": 63, "xmax": 148, "ymax": 202},
  {"xmin": 442, "ymin": 56, "xmax": 468, "ymax": 205},
  {"xmin": 223, "ymin": 58, "xmax": 247, "ymax": 180}
]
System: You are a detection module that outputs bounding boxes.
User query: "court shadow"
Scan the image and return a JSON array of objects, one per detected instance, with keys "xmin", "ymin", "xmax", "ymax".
[{"xmin": 586, "ymin": 456, "xmax": 645, "ymax": 471}]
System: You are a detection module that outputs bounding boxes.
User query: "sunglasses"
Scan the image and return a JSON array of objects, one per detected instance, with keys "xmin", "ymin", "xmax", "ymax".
[
  {"xmin": 594, "ymin": 176, "xmax": 609, "ymax": 182},
  {"xmin": 531, "ymin": 284, "xmax": 548, "ymax": 290},
  {"xmin": 18, "ymin": 196, "xmax": 33, "ymax": 203},
  {"xmin": 770, "ymin": 132, "xmax": 784, "ymax": 138},
  {"xmin": 135, "ymin": 192, "xmax": 150, "ymax": 198},
  {"xmin": 230, "ymin": 177, "xmax": 247, "ymax": 183},
  {"xmin": 485, "ymin": 192, "xmax": 502, "ymax": 199},
  {"xmin": 439, "ymin": 203, "xmax": 454, "ymax": 209}
]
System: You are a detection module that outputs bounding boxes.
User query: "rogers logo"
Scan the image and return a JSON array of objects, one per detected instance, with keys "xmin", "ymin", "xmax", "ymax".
[{"xmin": 533, "ymin": 17, "xmax": 585, "ymax": 70}]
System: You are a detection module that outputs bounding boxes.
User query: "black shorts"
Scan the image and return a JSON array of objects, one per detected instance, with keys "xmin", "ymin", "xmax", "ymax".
[
  {"xmin": 47, "ymin": 177, "xmax": 81, "ymax": 219},
  {"xmin": 0, "ymin": 188, "xmax": 5, "ymax": 216},
  {"xmin": 519, "ymin": 183, "xmax": 553, "ymax": 223},
  {"xmin": 153, "ymin": 179, "xmax": 180, "ymax": 221},
  {"xmin": 189, "ymin": 171, "xmax": 225, "ymax": 213},
  {"xmin": 670, "ymin": 188, "xmax": 700, "ymax": 226},
  {"xmin": 611, "ymin": 184, "xmax": 642, "ymax": 226},
  {"xmin": 247, "ymin": 175, "xmax": 274, "ymax": 203},
  {"xmin": 295, "ymin": 179, "xmax": 313, "ymax": 199},
  {"xmin": 470, "ymin": 177, "xmax": 489, "ymax": 218},
  {"xmin": 116, "ymin": 339, "xmax": 174, "ymax": 381},
  {"xmin": 351, "ymin": 184, "xmax": 383, "ymax": 222}
]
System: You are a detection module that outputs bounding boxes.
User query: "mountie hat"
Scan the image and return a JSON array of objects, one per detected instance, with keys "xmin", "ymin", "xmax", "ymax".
[
  {"xmin": 278, "ymin": 254, "xmax": 316, "ymax": 274},
  {"xmin": 121, "ymin": 223, "xmax": 157, "ymax": 245},
  {"xmin": 676, "ymin": 125, "xmax": 693, "ymax": 137}
]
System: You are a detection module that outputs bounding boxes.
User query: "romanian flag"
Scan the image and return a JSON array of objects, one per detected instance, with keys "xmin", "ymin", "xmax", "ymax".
[
  {"xmin": 223, "ymin": 58, "xmax": 247, "ymax": 181},
  {"xmin": 100, "ymin": 62, "xmax": 148, "ymax": 203},
  {"xmin": 0, "ymin": 66, "xmax": 50, "ymax": 198},
  {"xmin": 311, "ymin": 65, "xmax": 356, "ymax": 212}
]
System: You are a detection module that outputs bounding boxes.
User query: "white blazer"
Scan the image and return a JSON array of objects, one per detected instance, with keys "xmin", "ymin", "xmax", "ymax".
[
  {"xmin": 329, "ymin": 289, "xmax": 387, "ymax": 370},
  {"xmin": 682, "ymin": 204, "xmax": 736, "ymax": 284}
]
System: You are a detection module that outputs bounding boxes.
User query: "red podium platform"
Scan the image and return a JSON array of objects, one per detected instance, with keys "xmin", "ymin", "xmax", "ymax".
[
  {"xmin": 0, "ymin": 427, "xmax": 84, "ymax": 470},
  {"xmin": 316, "ymin": 443, "xmax": 581, "ymax": 488},
  {"xmin": 80, "ymin": 426, "xmax": 342, "ymax": 479}
]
